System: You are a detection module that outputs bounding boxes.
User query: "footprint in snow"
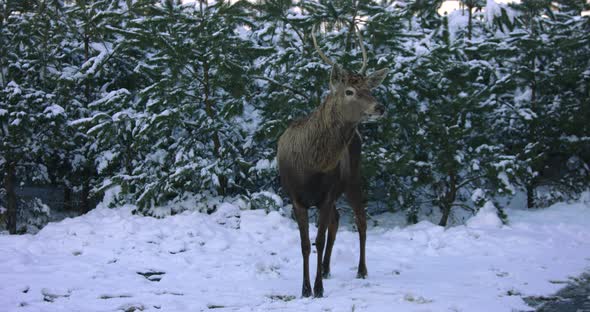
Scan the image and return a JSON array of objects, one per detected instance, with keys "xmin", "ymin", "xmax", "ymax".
[
  {"xmin": 117, "ymin": 303, "xmax": 144, "ymax": 312},
  {"xmin": 403, "ymin": 293, "xmax": 433, "ymax": 304},
  {"xmin": 267, "ymin": 294, "xmax": 296, "ymax": 302},
  {"xmin": 42, "ymin": 288, "xmax": 71, "ymax": 302},
  {"xmin": 99, "ymin": 293, "xmax": 133, "ymax": 299},
  {"xmin": 137, "ymin": 271, "xmax": 165, "ymax": 282}
]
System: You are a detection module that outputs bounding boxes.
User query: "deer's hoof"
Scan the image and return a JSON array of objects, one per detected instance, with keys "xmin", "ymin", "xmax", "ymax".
[
  {"xmin": 302, "ymin": 284, "xmax": 312, "ymax": 298},
  {"xmin": 356, "ymin": 269, "xmax": 368, "ymax": 279},
  {"xmin": 313, "ymin": 287, "xmax": 323, "ymax": 298},
  {"xmin": 322, "ymin": 270, "xmax": 331, "ymax": 279}
]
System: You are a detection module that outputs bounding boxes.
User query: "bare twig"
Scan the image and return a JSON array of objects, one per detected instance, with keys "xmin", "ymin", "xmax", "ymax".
[{"xmin": 253, "ymin": 75, "xmax": 310, "ymax": 100}]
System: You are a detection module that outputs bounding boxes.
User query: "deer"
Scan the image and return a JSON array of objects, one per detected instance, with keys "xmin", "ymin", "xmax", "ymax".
[{"xmin": 276, "ymin": 25, "xmax": 389, "ymax": 298}]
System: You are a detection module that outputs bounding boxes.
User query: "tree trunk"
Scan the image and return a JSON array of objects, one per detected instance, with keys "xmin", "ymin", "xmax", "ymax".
[
  {"xmin": 84, "ymin": 33, "xmax": 90, "ymax": 103},
  {"xmin": 64, "ymin": 186, "xmax": 72, "ymax": 211},
  {"xmin": 439, "ymin": 203, "xmax": 451, "ymax": 227},
  {"xmin": 345, "ymin": 0, "xmax": 359, "ymax": 53},
  {"xmin": 80, "ymin": 178, "xmax": 91, "ymax": 214},
  {"xmin": 439, "ymin": 171, "xmax": 457, "ymax": 226},
  {"xmin": 527, "ymin": 56, "xmax": 538, "ymax": 210},
  {"xmin": 4, "ymin": 161, "xmax": 17, "ymax": 234},
  {"xmin": 530, "ymin": 57, "xmax": 537, "ymax": 137},
  {"xmin": 80, "ymin": 164, "xmax": 94, "ymax": 214},
  {"xmin": 203, "ymin": 60, "xmax": 220, "ymax": 156},
  {"xmin": 202, "ymin": 60, "xmax": 227, "ymax": 195},
  {"xmin": 526, "ymin": 183, "xmax": 535, "ymax": 209}
]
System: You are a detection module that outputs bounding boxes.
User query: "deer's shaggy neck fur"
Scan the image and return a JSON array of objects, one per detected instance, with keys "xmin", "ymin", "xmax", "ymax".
[{"xmin": 278, "ymin": 94, "xmax": 357, "ymax": 175}]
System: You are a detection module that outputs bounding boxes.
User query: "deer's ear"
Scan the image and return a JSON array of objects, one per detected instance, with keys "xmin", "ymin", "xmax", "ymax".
[
  {"xmin": 366, "ymin": 68, "xmax": 390, "ymax": 89},
  {"xmin": 330, "ymin": 64, "xmax": 346, "ymax": 91}
]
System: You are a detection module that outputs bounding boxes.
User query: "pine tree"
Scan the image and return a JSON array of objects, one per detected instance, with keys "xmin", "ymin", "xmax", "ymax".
[
  {"xmin": 63, "ymin": 0, "xmax": 149, "ymax": 212},
  {"xmin": 0, "ymin": 0, "xmax": 69, "ymax": 232},
  {"xmin": 77, "ymin": 0, "xmax": 267, "ymax": 215},
  {"xmin": 355, "ymin": 0, "xmax": 424, "ymax": 218},
  {"xmin": 535, "ymin": 4, "xmax": 590, "ymax": 202},
  {"xmin": 1, "ymin": 0, "xmax": 588, "ymax": 231},
  {"xmin": 372, "ymin": 1, "xmax": 519, "ymax": 225},
  {"xmin": 502, "ymin": 0, "xmax": 590, "ymax": 207}
]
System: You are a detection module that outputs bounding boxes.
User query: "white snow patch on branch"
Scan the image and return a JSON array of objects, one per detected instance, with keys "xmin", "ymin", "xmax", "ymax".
[{"xmin": 43, "ymin": 104, "xmax": 65, "ymax": 118}]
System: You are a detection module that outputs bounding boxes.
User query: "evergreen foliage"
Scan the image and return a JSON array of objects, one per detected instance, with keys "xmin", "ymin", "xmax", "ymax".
[{"xmin": 1, "ymin": 0, "xmax": 588, "ymax": 231}]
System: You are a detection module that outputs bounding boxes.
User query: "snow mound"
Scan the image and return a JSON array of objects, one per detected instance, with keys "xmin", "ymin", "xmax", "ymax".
[
  {"xmin": 467, "ymin": 201, "xmax": 503, "ymax": 229},
  {"xmin": 212, "ymin": 202, "xmax": 241, "ymax": 229}
]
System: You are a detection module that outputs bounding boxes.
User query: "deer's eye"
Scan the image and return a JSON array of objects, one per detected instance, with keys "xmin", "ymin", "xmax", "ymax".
[{"xmin": 345, "ymin": 89, "xmax": 355, "ymax": 96}]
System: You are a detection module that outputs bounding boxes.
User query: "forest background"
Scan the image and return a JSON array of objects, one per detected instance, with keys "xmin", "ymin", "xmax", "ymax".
[{"xmin": 1, "ymin": 0, "xmax": 589, "ymax": 234}]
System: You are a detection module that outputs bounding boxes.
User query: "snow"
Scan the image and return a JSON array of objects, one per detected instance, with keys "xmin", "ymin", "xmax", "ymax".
[
  {"xmin": 484, "ymin": 0, "xmax": 503, "ymax": 27},
  {"xmin": 43, "ymin": 104, "xmax": 65, "ymax": 118},
  {"xmin": 466, "ymin": 201, "xmax": 502, "ymax": 229},
  {"xmin": 7, "ymin": 81, "xmax": 22, "ymax": 96},
  {"xmin": 251, "ymin": 191, "xmax": 284, "ymax": 213},
  {"xmin": 498, "ymin": 171, "xmax": 516, "ymax": 194},
  {"xmin": 249, "ymin": 158, "xmax": 276, "ymax": 173},
  {"xmin": 68, "ymin": 117, "xmax": 94, "ymax": 127},
  {"xmin": 471, "ymin": 188, "xmax": 486, "ymax": 202},
  {"xmin": 74, "ymin": 43, "xmax": 112, "ymax": 79},
  {"xmin": 96, "ymin": 150, "xmax": 117, "ymax": 174},
  {"xmin": 88, "ymin": 89, "xmax": 131, "ymax": 108},
  {"xmin": 1, "ymin": 200, "xmax": 590, "ymax": 312},
  {"xmin": 447, "ymin": 11, "xmax": 469, "ymax": 43}
]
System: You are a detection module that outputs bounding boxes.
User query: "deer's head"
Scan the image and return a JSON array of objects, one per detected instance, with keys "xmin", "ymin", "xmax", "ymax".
[
  {"xmin": 312, "ymin": 25, "xmax": 389, "ymax": 124},
  {"xmin": 329, "ymin": 65, "xmax": 389, "ymax": 123}
]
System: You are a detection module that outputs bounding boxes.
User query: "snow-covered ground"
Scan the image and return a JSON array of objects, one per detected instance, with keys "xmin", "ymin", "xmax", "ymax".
[{"xmin": 1, "ymin": 198, "xmax": 590, "ymax": 312}]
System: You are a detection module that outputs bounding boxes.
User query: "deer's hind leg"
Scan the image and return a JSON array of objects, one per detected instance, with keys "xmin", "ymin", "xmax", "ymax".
[
  {"xmin": 322, "ymin": 204, "xmax": 339, "ymax": 279},
  {"xmin": 313, "ymin": 199, "xmax": 333, "ymax": 298}
]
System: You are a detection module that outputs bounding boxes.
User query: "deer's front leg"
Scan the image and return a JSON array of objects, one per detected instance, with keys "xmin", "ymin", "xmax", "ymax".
[
  {"xmin": 293, "ymin": 201, "xmax": 312, "ymax": 297},
  {"xmin": 347, "ymin": 182, "xmax": 367, "ymax": 279}
]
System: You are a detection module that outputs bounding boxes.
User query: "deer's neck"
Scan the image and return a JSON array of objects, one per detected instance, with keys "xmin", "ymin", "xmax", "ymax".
[
  {"xmin": 320, "ymin": 97, "xmax": 356, "ymax": 143},
  {"xmin": 308, "ymin": 96, "xmax": 357, "ymax": 171}
]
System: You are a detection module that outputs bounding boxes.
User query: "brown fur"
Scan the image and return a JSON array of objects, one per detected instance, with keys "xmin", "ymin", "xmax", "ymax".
[{"xmin": 277, "ymin": 65, "xmax": 388, "ymax": 298}]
